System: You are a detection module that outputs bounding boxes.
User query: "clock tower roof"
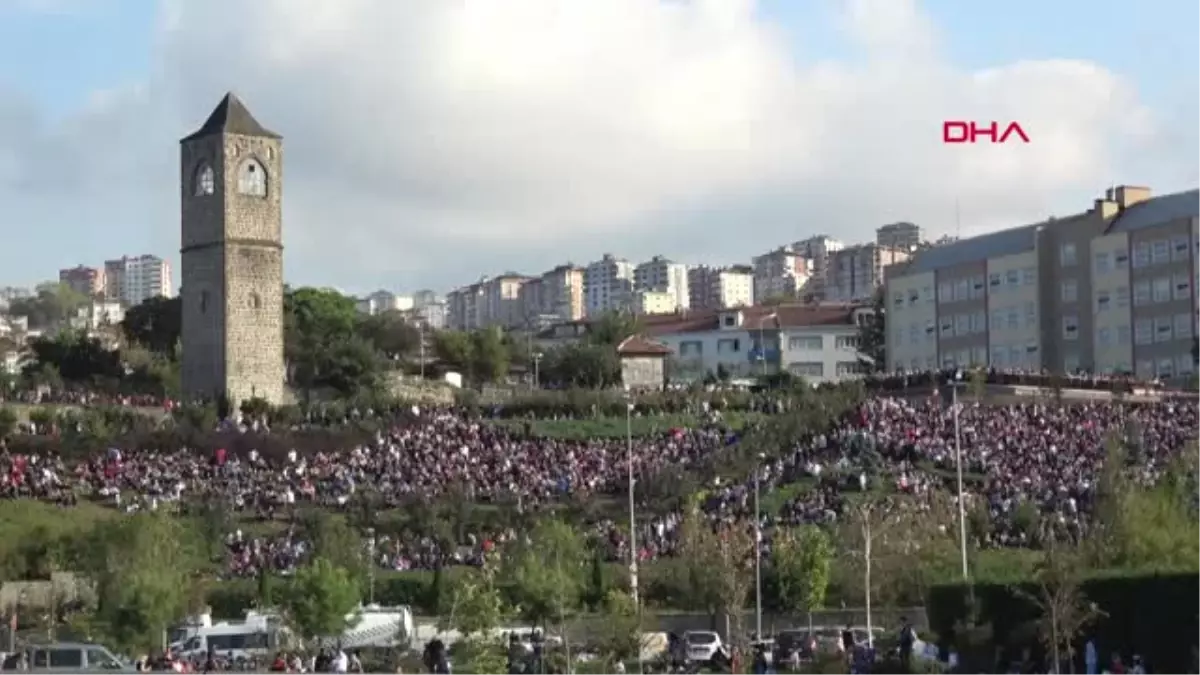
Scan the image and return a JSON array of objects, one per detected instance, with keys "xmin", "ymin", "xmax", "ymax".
[{"xmin": 181, "ymin": 92, "xmax": 281, "ymax": 143}]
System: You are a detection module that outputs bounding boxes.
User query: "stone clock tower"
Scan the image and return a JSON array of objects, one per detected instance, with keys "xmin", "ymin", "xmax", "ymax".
[{"xmin": 179, "ymin": 93, "xmax": 285, "ymax": 406}]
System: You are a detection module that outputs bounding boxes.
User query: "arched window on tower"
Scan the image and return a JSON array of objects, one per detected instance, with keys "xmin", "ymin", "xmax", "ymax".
[
  {"xmin": 194, "ymin": 163, "xmax": 215, "ymax": 196},
  {"xmin": 237, "ymin": 159, "xmax": 267, "ymax": 197}
]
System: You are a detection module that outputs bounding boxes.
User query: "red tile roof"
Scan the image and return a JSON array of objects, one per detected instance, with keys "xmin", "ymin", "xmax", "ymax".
[{"xmin": 617, "ymin": 334, "xmax": 672, "ymax": 356}]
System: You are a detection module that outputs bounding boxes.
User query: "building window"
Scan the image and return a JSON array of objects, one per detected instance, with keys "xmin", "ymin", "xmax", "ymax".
[
  {"xmin": 1158, "ymin": 358, "xmax": 1175, "ymax": 378},
  {"xmin": 907, "ymin": 290, "xmax": 919, "ymax": 305},
  {"xmin": 1136, "ymin": 360, "xmax": 1154, "ymax": 378},
  {"xmin": 678, "ymin": 341, "xmax": 703, "ymax": 357},
  {"xmin": 237, "ymin": 159, "xmax": 268, "ymax": 197},
  {"xmin": 1133, "ymin": 281, "xmax": 1151, "ymax": 306},
  {"xmin": 1152, "ymin": 277, "xmax": 1171, "ymax": 303},
  {"xmin": 988, "ymin": 273, "xmax": 1001, "ymax": 289},
  {"xmin": 1097, "ymin": 326, "xmax": 1112, "ymax": 346},
  {"xmin": 1095, "ymin": 291, "xmax": 1110, "ymax": 312},
  {"xmin": 1173, "ymin": 274, "xmax": 1192, "ymax": 300},
  {"xmin": 938, "ymin": 282, "xmax": 953, "ymax": 303},
  {"xmin": 970, "ymin": 346, "xmax": 986, "ymax": 365},
  {"xmin": 199, "ymin": 290, "xmax": 209, "ymax": 313},
  {"xmin": 788, "ymin": 336, "xmax": 822, "ymax": 350},
  {"xmin": 893, "ymin": 292, "xmax": 904, "ymax": 308},
  {"xmin": 193, "ymin": 163, "xmax": 215, "ymax": 196},
  {"xmin": 1151, "ymin": 239, "xmax": 1170, "ymax": 264},
  {"xmin": 971, "ymin": 276, "xmax": 985, "ymax": 298},
  {"xmin": 908, "ymin": 325, "xmax": 919, "ymax": 343},
  {"xmin": 835, "ymin": 362, "xmax": 861, "ymax": 376},
  {"xmin": 717, "ymin": 338, "xmax": 741, "ymax": 353},
  {"xmin": 970, "ymin": 311, "xmax": 985, "ymax": 333},
  {"xmin": 1114, "ymin": 248, "xmax": 1129, "ymax": 268},
  {"xmin": 1114, "ymin": 285, "xmax": 1130, "ymax": 308},
  {"xmin": 1134, "ymin": 319, "xmax": 1152, "ymax": 345},
  {"xmin": 1093, "ymin": 251, "xmax": 1110, "ymax": 274},
  {"xmin": 1007, "ymin": 308, "xmax": 1020, "ymax": 330},
  {"xmin": 1174, "ymin": 313, "xmax": 1194, "ymax": 339},
  {"xmin": 1177, "ymin": 354, "xmax": 1195, "ymax": 376},
  {"xmin": 1009, "ymin": 345, "xmax": 1024, "ymax": 366},
  {"xmin": 990, "ymin": 310, "xmax": 1003, "ymax": 331},
  {"xmin": 1006, "ymin": 269, "xmax": 1020, "ymax": 286},
  {"xmin": 923, "ymin": 285, "xmax": 934, "ymax": 304},
  {"xmin": 1132, "ymin": 243, "xmax": 1150, "ymax": 268},
  {"xmin": 1062, "ymin": 315, "xmax": 1079, "ymax": 340},
  {"xmin": 955, "ymin": 314, "xmax": 970, "ymax": 336},
  {"xmin": 992, "ymin": 346, "xmax": 1007, "ymax": 366},
  {"xmin": 940, "ymin": 319, "xmax": 953, "ymax": 337},
  {"xmin": 1021, "ymin": 267, "xmax": 1037, "ymax": 285},
  {"xmin": 1154, "ymin": 316, "xmax": 1173, "ymax": 342},
  {"xmin": 1025, "ymin": 302, "xmax": 1037, "ymax": 327},
  {"xmin": 835, "ymin": 335, "xmax": 859, "ymax": 350},
  {"xmin": 1171, "ymin": 234, "xmax": 1190, "ymax": 261},
  {"xmin": 789, "ymin": 362, "xmax": 824, "ymax": 377},
  {"xmin": 1116, "ymin": 324, "xmax": 1130, "ymax": 345},
  {"xmin": 955, "ymin": 279, "xmax": 969, "ymax": 300},
  {"xmin": 1061, "ymin": 279, "xmax": 1078, "ymax": 303},
  {"xmin": 1063, "ymin": 353, "xmax": 1080, "ymax": 374},
  {"xmin": 1060, "ymin": 243, "xmax": 1077, "ymax": 266}
]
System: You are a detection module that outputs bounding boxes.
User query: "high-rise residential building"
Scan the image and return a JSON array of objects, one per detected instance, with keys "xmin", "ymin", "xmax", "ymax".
[
  {"xmin": 826, "ymin": 244, "xmax": 910, "ymax": 302},
  {"xmin": 688, "ymin": 265, "xmax": 754, "ymax": 310},
  {"xmin": 58, "ymin": 265, "xmax": 105, "ymax": 298},
  {"xmin": 481, "ymin": 273, "xmax": 530, "ymax": 328},
  {"xmin": 752, "ymin": 247, "xmax": 812, "ymax": 302},
  {"xmin": 885, "ymin": 184, "xmax": 1198, "ymax": 380},
  {"xmin": 876, "ymin": 222, "xmax": 923, "ymax": 251},
  {"xmin": 520, "ymin": 264, "xmax": 585, "ymax": 323},
  {"xmin": 792, "ymin": 235, "xmax": 844, "ymax": 300},
  {"xmin": 584, "ymin": 254, "xmax": 635, "ymax": 315},
  {"xmin": 104, "ymin": 254, "xmax": 173, "ymax": 307},
  {"xmin": 357, "ymin": 290, "xmax": 414, "ymax": 315},
  {"xmin": 634, "ymin": 255, "xmax": 689, "ymax": 312},
  {"xmin": 446, "ymin": 281, "xmax": 485, "ymax": 331}
]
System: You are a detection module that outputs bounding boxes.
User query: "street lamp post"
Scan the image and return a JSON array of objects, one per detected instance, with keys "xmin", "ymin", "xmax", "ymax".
[
  {"xmin": 533, "ymin": 351, "xmax": 543, "ymax": 389},
  {"xmin": 753, "ymin": 453, "xmax": 764, "ymax": 641},
  {"xmin": 950, "ymin": 372, "xmax": 969, "ymax": 580},
  {"xmin": 366, "ymin": 527, "xmax": 377, "ymax": 604},
  {"xmin": 626, "ymin": 398, "xmax": 643, "ymax": 674}
]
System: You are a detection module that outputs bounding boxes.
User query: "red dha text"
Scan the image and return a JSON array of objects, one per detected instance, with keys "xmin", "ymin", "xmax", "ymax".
[{"xmin": 943, "ymin": 121, "xmax": 1030, "ymax": 144}]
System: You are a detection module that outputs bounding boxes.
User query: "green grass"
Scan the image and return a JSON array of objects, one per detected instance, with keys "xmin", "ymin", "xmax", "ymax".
[{"xmin": 490, "ymin": 411, "xmax": 764, "ymax": 440}]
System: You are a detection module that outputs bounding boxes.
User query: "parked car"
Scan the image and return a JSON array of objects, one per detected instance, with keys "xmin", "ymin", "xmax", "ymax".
[{"xmin": 1, "ymin": 642, "xmax": 134, "ymax": 672}]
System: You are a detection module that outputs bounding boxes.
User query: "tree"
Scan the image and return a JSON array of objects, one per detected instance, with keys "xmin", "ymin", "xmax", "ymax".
[
  {"xmin": 432, "ymin": 330, "xmax": 475, "ymax": 375},
  {"xmin": 24, "ymin": 330, "xmax": 123, "ymax": 385},
  {"xmin": 279, "ymin": 557, "xmax": 362, "ymax": 646},
  {"xmin": 856, "ymin": 288, "xmax": 886, "ymax": 373},
  {"xmin": 596, "ymin": 589, "xmax": 643, "ymax": 671},
  {"xmin": 503, "ymin": 519, "xmax": 587, "ymax": 626},
  {"xmin": 76, "ymin": 513, "xmax": 206, "ymax": 656},
  {"xmin": 677, "ymin": 498, "xmax": 755, "ymax": 644},
  {"xmin": 120, "ymin": 296, "xmax": 182, "ymax": 356},
  {"xmin": 1013, "ymin": 538, "xmax": 1105, "ymax": 674},
  {"xmin": 0, "ymin": 406, "xmax": 17, "ymax": 438},
  {"xmin": 771, "ymin": 525, "xmax": 833, "ymax": 623},
  {"xmin": 440, "ymin": 551, "xmax": 510, "ymax": 674},
  {"xmin": 294, "ymin": 509, "xmax": 368, "ymax": 591},
  {"xmin": 587, "ymin": 311, "xmax": 641, "ymax": 347},
  {"xmin": 7, "ymin": 282, "xmax": 89, "ymax": 330},
  {"xmin": 471, "ymin": 328, "xmax": 510, "ymax": 383},
  {"xmin": 542, "ymin": 343, "xmax": 621, "ymax": 389},
  {"xmin": 838, "ymin": 498, "xmax": 903, "ymax": 647},
  {"xmin": 285, "ymin": 287, "xmax": 382, "ymax": 398},
  {"xmin": 358, "ymin": 311, "xmax": 420, "ymax": 361}
]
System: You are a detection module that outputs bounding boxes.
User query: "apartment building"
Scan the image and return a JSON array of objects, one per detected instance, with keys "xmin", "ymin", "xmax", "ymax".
[
  {"xmin": 632, "ymin": 290, "xmax": 677, "ymax": 315},
  {"xmin": 752, "ymin": 247, "xmax": 812, "ymax": 302},
  {"xmin": 58, "ymin": 265, "xmax": 105, "ymax": 298},
  {"xmin": 446, "ymin": 282, "xmax": 484, "ymax": 331},
  {"xmin": 876, "ymin": 222, "xmax": 923, "ymax": 251},
  {"xmin": 584, "ymin": 254, "xmax": 635, "ymax": 315},
  {"xmin": 634, "ymin": 256, "xmax": 689, "ymax": 311},
  {"xmin": 104, "ymin": 255, "xmax": 173, "ymax": 307},
  {"xmin": 521, "ymin": 264, "xmax": 585, "ymax": 322},
  {"xmin": 481, "ymin": 273, "xmax": 529, "ymax": 328},
  {"xmin": 645, "ymin": 304, "xmax": 870, "ymax": 384},
  {"xmin": 885, "ymin": 185, "xmax": 1198, "ymax": 379},
  {"xmin": 791, "ymin": 235, "xmax": 843, "ymax": 300},
  {"xmin": 357, "ymin": 290, "xmax": 414, "ymax": 315},
  {"xmin": 826, "ymin": 244, "xmax": 910, "ymax": 302},
  {"xmin": 688, "ymin": 265, "xmax": 754, "ymax": 310}
]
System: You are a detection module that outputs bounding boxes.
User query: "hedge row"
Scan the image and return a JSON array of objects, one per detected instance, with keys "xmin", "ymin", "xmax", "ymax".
[{"xmin": 927, "ymin": 570, "xmax": 1199, "ymax": 673}]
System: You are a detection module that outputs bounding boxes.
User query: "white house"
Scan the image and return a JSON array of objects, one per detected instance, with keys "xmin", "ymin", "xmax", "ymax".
[{"xmin": 645, "ymin": 304, "xmax": 870, "ymax": 384}]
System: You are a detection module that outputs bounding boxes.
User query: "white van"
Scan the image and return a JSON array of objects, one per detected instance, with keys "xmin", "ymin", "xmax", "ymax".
[{"xmin": 168, "ymin": 610, "xmax": 287, "ymax": 661}]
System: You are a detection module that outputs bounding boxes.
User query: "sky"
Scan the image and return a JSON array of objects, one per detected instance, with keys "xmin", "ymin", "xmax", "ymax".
[{"xmin": 0, "ymin": 0, "xmax": 1196, "ymax": 296}]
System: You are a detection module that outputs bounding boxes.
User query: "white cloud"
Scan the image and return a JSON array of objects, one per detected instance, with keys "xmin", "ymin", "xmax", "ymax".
[{"xmin": 0, "ymin": 0, "xmax": 1195, "ymax": 291}]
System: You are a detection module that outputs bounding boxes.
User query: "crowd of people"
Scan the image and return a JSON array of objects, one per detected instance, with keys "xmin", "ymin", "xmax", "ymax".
[{"xmin": 1, "ymin": 380, "xmax": 1197, "ymax": 577}]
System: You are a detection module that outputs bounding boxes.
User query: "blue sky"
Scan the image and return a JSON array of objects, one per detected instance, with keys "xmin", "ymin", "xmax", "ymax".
[{"xmin": 0, "ymin": 0, "xmax": 1196, "ymax": 292}]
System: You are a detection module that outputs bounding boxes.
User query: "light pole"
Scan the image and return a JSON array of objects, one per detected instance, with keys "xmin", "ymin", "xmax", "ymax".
[
  {"xmin": 418, "ymin": 323, "xmax": 426, "ymax": 380},
  {"xmin": 949, "ymin": 371, "xmax": 969, "ymax": 580},
  {"xmin": 366, "ymin": 527, "xmax": 377, "ymax": 604},
  {"xmin": 753, "ymin": 453, "xmax": 764, "ymax": 641},
  {"xmin": 533, "ymin": 351, "xmax": 543, "ymax": 389},
  {"xmin": 626, "ymin": 398, "xmax": 642, "ymax": 674}
]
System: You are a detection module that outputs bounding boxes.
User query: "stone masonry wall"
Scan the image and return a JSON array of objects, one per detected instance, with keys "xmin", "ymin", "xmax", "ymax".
[{"xmin": 180, "ymin": 131, "xmax": 286, "ymax": 405}]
